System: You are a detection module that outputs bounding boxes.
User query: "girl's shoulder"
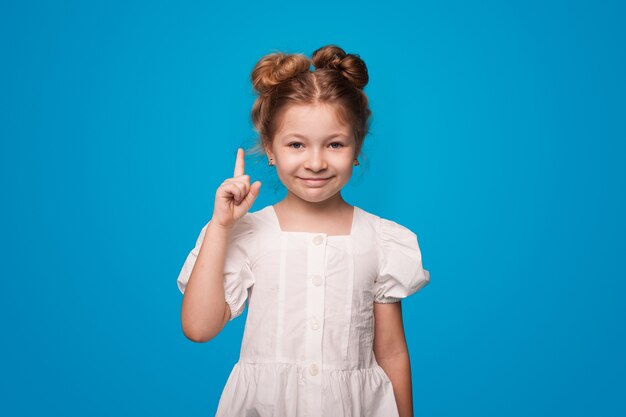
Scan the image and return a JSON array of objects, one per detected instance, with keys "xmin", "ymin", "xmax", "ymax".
[
  {"xmin": 361, "ymin": 207, "xmax": 430, "ymax": 301},
  {"xmin": 243, "ymin": 204, "xmax": 277, "ymax": 230},
  {"xmin": 354, "ymin": 206, "xmax": 419, "ymax": 239},
  {"xmin": 231, "ymin": 204, "xmax": 280, "ymax": 241}
]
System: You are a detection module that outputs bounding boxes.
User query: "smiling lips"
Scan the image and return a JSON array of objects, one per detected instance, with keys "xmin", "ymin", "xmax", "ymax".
[{"xmin": 298, "ymin": 176, "xmax": 332, "ymax": 186}]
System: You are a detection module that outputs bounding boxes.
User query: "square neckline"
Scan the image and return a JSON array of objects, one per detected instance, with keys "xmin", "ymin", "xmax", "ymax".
[{"xmin": 268, "ymin": 204, "xmax": 359, "ymax": 238}]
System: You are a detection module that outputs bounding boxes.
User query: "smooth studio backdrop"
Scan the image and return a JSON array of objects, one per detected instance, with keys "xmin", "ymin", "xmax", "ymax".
[{"xmin": 1, "ymin": 1, "xmax": 624, "ymax": 416}]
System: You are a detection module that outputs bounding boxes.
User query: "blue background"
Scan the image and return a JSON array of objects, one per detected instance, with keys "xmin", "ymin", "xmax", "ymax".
[{"xmin": 2, "ymin": 0, "xmax": 624, "ymax": 416}]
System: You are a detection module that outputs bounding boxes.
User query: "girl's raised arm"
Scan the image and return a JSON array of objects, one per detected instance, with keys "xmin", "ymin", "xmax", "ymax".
[{"xmin": 180, "ymin": 148, "xmax": 261, "ymax": 342}]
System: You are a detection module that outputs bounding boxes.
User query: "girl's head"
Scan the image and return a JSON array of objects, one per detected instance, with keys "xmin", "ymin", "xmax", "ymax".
[{"xmin": 249, "ymin": 45, "xmax": 372, "ymax": 204}]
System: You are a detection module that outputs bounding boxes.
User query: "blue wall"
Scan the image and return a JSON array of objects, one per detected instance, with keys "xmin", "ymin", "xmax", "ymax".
[{"xmin": 2, "ymin": 0, "xmax": 624, "ymax": 415}]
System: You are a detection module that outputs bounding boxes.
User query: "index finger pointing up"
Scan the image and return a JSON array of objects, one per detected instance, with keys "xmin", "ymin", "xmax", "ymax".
[{"xmin": 233, "ymin": 148, "xmax": 245, "ymax": 177}]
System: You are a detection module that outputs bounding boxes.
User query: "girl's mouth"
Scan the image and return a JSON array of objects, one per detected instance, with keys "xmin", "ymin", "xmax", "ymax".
[{"xmin": 298, "ymin": 177, "xmax": 332, "ymax": 186}]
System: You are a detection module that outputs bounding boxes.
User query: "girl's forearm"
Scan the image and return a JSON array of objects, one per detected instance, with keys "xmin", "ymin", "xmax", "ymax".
[
  {"xmin": 180, "ymin": 221, "xmax": 233, "ymax": 342},
  {"xmin": 377, "ymin": 351, "xmax": 414, "ymax": 417}
]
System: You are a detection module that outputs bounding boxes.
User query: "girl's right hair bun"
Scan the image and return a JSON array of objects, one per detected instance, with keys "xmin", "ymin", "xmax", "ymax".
[
  {"xmin": 311, "ymin": 45, "xmax": 369, "ymax": 90},
  {"xmin": 251, "ymin": 52, "xmax": 311, "ymax": 95}
]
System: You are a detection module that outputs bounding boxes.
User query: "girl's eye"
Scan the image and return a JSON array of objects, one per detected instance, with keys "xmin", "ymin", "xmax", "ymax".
[{"xmin": 287, "ymin": 142, "xmax": 344, "ymax": 149}]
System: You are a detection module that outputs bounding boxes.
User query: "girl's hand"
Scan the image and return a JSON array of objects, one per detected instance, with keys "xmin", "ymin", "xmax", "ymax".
[{"xmin": 212, "ymin": 148, "xmax": 262, "ymax": 229}]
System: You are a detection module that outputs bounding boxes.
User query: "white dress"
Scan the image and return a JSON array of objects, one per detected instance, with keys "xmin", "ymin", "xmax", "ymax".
[{"xmin": 177, "ymin": 205, "xmax": 430, "ymax": 417}]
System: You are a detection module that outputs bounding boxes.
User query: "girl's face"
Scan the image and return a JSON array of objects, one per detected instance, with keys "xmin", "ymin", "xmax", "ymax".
[{"xmin": 266, "ymin": 103, "xmax": 356, "ymax": 205}]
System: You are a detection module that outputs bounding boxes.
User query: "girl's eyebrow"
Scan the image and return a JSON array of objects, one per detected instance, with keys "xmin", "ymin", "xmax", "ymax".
[{"xmin": 283, "ymin": 133, "xmax": 349, "ymax": 140}]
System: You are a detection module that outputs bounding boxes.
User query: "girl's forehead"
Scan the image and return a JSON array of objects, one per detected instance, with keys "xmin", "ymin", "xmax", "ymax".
[{"xmin": 278, "ymin": 103, "xmax": 349, "ymax": 130}]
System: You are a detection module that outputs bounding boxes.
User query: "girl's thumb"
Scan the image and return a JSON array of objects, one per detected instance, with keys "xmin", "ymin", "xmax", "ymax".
[{"xmin": 245, "ymin": 181, "xmax": 262, "ymax": 205}]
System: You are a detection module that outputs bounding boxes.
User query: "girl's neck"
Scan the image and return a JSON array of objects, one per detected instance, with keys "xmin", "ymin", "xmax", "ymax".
[{"xmin": 273, "ymin": 192, "xmax": 354, "ymax": 235}]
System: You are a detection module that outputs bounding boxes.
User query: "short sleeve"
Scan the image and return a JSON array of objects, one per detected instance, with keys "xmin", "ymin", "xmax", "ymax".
[
  {"xmin": 374, "ymin": 218, "xmax": 430, "ymax": 304},
  {"xmin": 176, "ymin": 215, "xmax": 256, "ymax": 321}
]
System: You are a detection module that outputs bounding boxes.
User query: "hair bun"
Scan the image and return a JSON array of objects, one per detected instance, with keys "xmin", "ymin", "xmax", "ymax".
[
  {"xmin": 251, "ymin": 52, "xmax": 311, "ymax": 95},
  {"xmin": 311, "ymin": 45, "xmax": 369, "ymax": 90}
]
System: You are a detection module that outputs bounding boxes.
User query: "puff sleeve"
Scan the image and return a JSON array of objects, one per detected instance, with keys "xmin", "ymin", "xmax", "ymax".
[
  {"xmin": 374, "ymin": 218, "xmax": 430, "ymax": 303},
  {"xmin": 176, "ymin": 215, "xmax": 256, "ymax": 321}
]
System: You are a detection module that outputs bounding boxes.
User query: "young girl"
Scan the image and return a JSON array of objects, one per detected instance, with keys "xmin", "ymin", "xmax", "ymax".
[{"xmin": 177, "ymin": 45, "xmax": 430, "ymax": 417}]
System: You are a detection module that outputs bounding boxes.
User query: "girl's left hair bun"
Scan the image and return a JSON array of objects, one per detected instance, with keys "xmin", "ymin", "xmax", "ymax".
[{"xmin": 311, "ymin": 45, "xmax": 369, "ymax": 90}]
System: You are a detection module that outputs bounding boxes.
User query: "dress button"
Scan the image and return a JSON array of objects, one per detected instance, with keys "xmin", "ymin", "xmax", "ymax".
[
  {"xmin": 311, "ymin": 274, "xmax": 323, "ymax": 286},
  {"xmin": 312, "ymin": 235, "xmax": 324, "ymax": 245},
  {"xmin": 310, "ymin": 318, "xmax": 320, "ymax": 330},
  {"xmin": 309, "ymin": 363, "xmax": 319, "ymax": 376}
]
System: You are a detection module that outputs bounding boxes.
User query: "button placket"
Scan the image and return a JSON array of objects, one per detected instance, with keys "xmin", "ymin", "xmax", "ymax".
[{"xmin": 305, "ymin": 233, "xmax": 325, "ymax": 417}]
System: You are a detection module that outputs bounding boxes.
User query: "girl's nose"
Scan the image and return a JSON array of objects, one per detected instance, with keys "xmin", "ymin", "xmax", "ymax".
[{"xmin": 304, "ymin": 151, "xmax": 328, "ymax": 172}]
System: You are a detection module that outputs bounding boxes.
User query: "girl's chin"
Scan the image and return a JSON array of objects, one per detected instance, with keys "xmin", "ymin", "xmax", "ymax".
[{"xmin": 288, "ymin": 189, "xmax": 343, "ymax": 204}]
